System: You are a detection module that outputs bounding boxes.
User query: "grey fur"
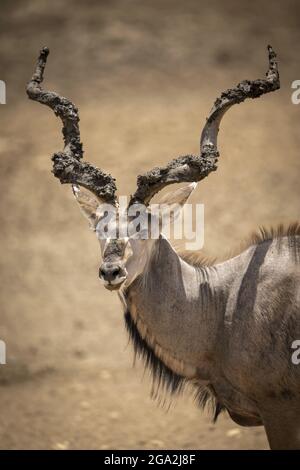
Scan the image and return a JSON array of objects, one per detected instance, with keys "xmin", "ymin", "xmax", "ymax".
[{"xmin": 123, "ymin": 228, "xmax": 300, "ymax": 449}]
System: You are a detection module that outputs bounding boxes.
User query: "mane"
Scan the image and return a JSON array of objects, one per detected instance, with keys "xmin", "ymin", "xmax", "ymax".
[
  {"xmin": 243, "ymin": 222, "xmax": 300, "ymax": 248},
  {"xmin": 124, "ymin": 309, "xmax": 225, "ymax": 422},
  {"xmin": 178, "ymin": 222, "xmax": 300, "ymax": 268},
  {"xmin": 178, "ymin": 251, "xmax": 216, "ymax": 267}
]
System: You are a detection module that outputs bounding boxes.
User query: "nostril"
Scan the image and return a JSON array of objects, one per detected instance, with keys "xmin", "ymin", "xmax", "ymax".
[
  {"xmin": 112, "ymin": 268, "xmax": 120, "ymax": 277},
  {"xmin": 99, "ymin": 268, "xmax": 106, "ymax": 278}
]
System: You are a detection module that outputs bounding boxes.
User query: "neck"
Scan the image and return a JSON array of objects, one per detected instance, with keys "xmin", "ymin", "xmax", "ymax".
[{"xmin": 120, "ymin": 236, "xmax": 238, "ymax": 385}]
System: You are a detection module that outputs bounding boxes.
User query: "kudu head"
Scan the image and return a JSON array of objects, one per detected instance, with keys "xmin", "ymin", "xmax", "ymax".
[
  {"xmin": 71, "ymin": 180, "xmax": 198, "ymax": 290},
  {"xmin": 27, "ymin": 46, "xmax": 280, "ymax": 291}
]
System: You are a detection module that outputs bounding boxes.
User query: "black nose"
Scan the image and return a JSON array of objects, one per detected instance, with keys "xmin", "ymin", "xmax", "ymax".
[{"xmin": 99, "ymin": 264, "xmax": 121, "ymax": 282}]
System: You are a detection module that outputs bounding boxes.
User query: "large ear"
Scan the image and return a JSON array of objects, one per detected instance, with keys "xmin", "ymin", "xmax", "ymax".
[
  {"xmin": 72, "ymin": 185, "xmax": 102, "ymax": 230},
  {"xmin": 154, "ymin": 182, "xmax": 197, "ymax": 221},
  {"xmin": 156, "ymin": 182, "xmax": 197, "ymax": 206}
]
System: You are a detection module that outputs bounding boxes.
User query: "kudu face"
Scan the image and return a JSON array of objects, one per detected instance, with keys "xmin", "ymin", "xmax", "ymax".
[
  {"xmin": 72, "ymin": 183, "xmax": 197, "ymax": 291},
  {"xmin": 71, "ymin": 186, "xmax": 130, "ymax": 290}
]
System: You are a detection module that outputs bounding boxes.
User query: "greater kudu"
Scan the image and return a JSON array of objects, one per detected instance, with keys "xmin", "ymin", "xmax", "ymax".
[{"xmin": 27, "ymin": 46, "xmax": 300, "ymax": 449}]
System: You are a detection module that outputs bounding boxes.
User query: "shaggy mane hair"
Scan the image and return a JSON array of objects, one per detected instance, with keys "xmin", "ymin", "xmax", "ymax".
[
  {"xmin": 124, "ymin": 310, "xmax": 225, "ymax": 422},
  {"xmin": 178, "ymin": 222, "xmax": 300, "ymax": 268}
]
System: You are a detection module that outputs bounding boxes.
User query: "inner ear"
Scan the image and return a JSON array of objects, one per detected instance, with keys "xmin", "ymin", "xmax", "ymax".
[
  {"xmin": 154, "ymin": 182, "xmax": 197, "ymax": 207},
  {"xmin": 149, "ymin": 182, "xmax": 198, "ymax": 225},
  {"xmin": 72, "ymin": 185, "xmax": 102, "ymax": 230}
]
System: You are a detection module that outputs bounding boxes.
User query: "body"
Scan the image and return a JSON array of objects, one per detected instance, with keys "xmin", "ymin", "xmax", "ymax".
[{"xmin": 123, "ymin": 230, "xmax": 300, "ymax": 448}]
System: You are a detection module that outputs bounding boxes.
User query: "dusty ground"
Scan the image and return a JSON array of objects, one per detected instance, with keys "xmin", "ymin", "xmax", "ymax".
[{"xmin": 0, "ymin": 0, "xmax": 299, "ymax": 450}]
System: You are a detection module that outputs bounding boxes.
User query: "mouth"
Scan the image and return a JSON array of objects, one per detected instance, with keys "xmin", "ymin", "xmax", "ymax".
[
  {"xmin": 101, "ymin": 277, "xmax": 127, "ymax": 291},
  {"xmin": 105, "ymin": 283, "xmax": 122, "ymax": 291}
]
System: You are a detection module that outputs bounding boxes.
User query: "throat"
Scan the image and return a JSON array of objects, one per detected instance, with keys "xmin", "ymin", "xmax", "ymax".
[
  {"xmin": 123, "ymin": 307, "xmax": 224, "ymax": 423},
  {"xmin": 120, "ymin": 280, "xmax": 225, "ymax": 422},
  {"xmin": 124, "ymin": 310, "xmax": 185, "ymax": 395},
  {"xmin": 124, "ymin": 306, "xmax": 199, "ymax": 387}
]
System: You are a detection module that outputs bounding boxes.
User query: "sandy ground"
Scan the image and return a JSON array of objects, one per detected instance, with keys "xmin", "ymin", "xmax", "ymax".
[{"xmin": 0, "ymin": 0, "xmax": 299, "ymax": 449}]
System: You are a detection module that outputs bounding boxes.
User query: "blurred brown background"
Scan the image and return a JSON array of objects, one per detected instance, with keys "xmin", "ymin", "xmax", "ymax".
[{"xmin": 0, "ymin": 0, "xmax": 299, "ymax": 449}]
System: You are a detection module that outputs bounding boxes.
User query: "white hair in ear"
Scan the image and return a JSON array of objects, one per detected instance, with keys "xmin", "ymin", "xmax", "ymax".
[{"xmin": 72, "ymin": 185, "xmax": 101, "ymax": 230}]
